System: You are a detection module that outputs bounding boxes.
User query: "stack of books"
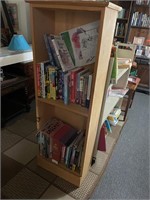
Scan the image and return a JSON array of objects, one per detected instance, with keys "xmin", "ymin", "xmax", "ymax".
[{"xmin": 36, "ymin": 118, "xmax": 85, "ymax": 171}]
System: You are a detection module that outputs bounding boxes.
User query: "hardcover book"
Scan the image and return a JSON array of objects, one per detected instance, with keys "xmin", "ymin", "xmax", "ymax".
[
  {"xmin": 75, "ymin": 68, "xmax": 89, "ymax": 104},
  {"xmin": 40, "ymin": 60, "xmax": 51, "ymax": 99},
  {"xmin": 52, "ymin": 124, "xmax": 77, "ymax": 164},
  {"xmin": 63, "ymin": 71, "xmax": 71, "ymax": 105},
  {"xmin": 70, "ymin": 67, "xmax": 84, "ymax": 103},
  {"xmin": 49, "ymin": 67, "xmax": 57, "ymax": 100},
  {"xmin": 86, "ymin": 73, "xmax": 93, "ymax": 108}
]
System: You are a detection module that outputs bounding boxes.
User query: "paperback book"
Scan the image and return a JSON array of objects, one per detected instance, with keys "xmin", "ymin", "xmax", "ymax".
[{"xmin": 61, "ymin": 20, "xmax": 99, "ymax": 67}]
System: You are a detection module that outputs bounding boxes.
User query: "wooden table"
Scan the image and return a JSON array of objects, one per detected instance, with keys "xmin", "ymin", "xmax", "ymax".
[{"xmin": 0, "ymin": 46, "xmax": 33, "ymax": 126}]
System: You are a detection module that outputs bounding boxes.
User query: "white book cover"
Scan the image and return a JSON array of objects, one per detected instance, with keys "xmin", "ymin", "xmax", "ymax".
[
  {"xmin": 66, "ymin": 21, "xmax": 99, "ymax": 67},
  {"xmin": 51, "ymin": 35, "xmax": 75, "ymax": 72}
]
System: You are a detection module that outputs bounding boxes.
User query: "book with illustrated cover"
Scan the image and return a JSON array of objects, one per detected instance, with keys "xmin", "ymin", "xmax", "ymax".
[
  {"xmin": 61, "ymin": 21, "xmax": 99, "ymax": 67},
  {"xmin": 61, "ymin": 31, "xmax": 75, "ymax": 65},
  {"xmin": 51, "ymin": 35, "xmax": 75, "ymax": 72}
]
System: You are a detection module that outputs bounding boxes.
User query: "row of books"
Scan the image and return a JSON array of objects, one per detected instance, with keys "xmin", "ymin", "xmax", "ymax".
[
  {"xmin": 115, "ymin": 22, "xmax": 127, "ymax": 37},
  {"xmin": 36, "ymin": 118, "xmax": 85, "ymax": 171},
  {"xmin": 36, "ymin": 61, "xmax": 93, "ymax": 108},
  {"xmin": 131, "ymin": 12, "xmax": 150, "ymax": 28},
  {"xmin": 136, "ymin": 0, "xmax": 150, "ymax": 5},
  {"xmin": 43, "ymin": 20, "xmax": 99, "ymax": 72}
]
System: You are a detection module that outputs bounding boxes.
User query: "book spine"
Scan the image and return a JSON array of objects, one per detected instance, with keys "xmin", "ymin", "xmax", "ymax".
[
  {"xmin": 48, "ymin": 35, "xmax": 61, "ymax": 68},
  {"xmin": 60, "ymin": 144, "xmax": 66, "ymax": 163},
  {"xmin": 36, "ymin": 63, "xmax": 41, "ymax": 97},
  {"xmin": 51, "ymin": 37, "xmax": 66, "ymax": 72},
  {"xmin": 40, "ymin": 62, "xmax": 46, "ymax": 98},
  {"xmin": 70, "ymin": 71, "xmax": 76, "ymax": 103},
  {"xmin": 63, "ymin": 72, "xmax": 70, "ymax": 105},
  {"xmin": 79, "ymin": 76, "xmax": 84, "ymax": 105},
  {"xmin": 43, "ymin": 33, "xmax": 55, "ymax": 66},
  {"xmin": 57, "ymin": 70, "xmax": 64, "ymax": 100},
  {"xmin": 49, "ymin": 67, "xmax": 57, "ymax": 100},
  {"xmin": 104, "ymin": 119, "xmax": 112, "ymax": 133},
  {"xmin": 52, "ymin": 138, "xmax": 62, "ymax": 164},
  {"xmin": 61, "ymin": 31, "xmax": 75, "ymax": 65},
  {"xmin": 81, "ymin": 75, "xmax": 89, "ymax": 107},
  {"xmin": 86, "ymin": 74, "xmax": 92, "ymax": 108}
]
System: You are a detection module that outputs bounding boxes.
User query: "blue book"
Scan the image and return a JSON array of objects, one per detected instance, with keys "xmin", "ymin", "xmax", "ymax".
[
  {"xmin": 105, "ymin": 119, "xmax": 112, "ymax": 133},
  {"xmin": 63, "ymin": 72, "xmax": 71, "ymax": 105}
]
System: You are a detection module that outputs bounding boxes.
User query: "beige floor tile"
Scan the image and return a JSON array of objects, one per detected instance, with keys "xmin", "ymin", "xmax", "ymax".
[
  {"xmin": 4, "ymin": 139, "xmax": 38, "ymax": 165},
  {"xmin": 1, "ymin": 129, "xmax": 22, "ymax": 152},
  {"xmin": 6, "ymin": 118, "xmax": 36, "ymax": 137},
  {"xmin": 90, "ymin": 151, "xmax": 109, "ymax": 175},
  {"xmin": 40, "ymin": 185, "xmax": 75, "ymax": 199}
]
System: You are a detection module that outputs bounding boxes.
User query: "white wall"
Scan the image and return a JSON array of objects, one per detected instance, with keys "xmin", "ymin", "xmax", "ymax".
[{"xmin": 7, "ymin": 0, "xmax": 32, "ymax": 43}]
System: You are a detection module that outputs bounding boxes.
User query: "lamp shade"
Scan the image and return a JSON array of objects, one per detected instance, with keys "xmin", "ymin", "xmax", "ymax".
[{"xmin": 8, "ymin": 34, "xmax": 31, "ymax": 51}]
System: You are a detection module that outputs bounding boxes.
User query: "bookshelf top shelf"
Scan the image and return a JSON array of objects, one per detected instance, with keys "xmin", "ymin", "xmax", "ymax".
[{"xmin": 25, "ymin": 0, "xmax": 122, "ymax": 11}]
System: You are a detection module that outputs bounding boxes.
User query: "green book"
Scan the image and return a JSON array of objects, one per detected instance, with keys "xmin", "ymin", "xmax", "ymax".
[{"xmin": 110, "ymin": 47, "xmax": 118, "ymax": 84}]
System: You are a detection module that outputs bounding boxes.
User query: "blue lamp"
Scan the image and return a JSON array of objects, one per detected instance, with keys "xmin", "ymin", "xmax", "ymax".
[{"xmin": 8, "ymin": 34, "xmax": 31, "ymax": 51}]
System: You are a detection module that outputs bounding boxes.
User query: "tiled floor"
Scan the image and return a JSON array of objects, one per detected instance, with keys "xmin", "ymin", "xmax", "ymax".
[{"xmin": 1, "ymin": 101, "xmax": 120, "ymax": 199}]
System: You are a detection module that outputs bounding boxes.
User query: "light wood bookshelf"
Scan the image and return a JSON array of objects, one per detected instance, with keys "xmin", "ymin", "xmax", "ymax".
[{"xmin": 26, "ymin": 0, "xmax": 121, "ymax": 187}]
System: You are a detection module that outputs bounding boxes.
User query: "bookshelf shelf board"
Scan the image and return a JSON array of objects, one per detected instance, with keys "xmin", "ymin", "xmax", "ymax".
[
  {"xmin": 117, "ymin": 68, "xmax": 129, "ymax": 81},
  {"xmin": 37, "ymin": 155, "xmax": 82, "ymax": 186},
  {"xmin": 117, "ymin": 18, "xmax": 128, "ymax": 21},
  {"xmin": 114, "ymin": 36, "xmax": 125, "ymax": 39},
  {"xmin": 38, "ymin": 98, "xmax": 89, "ymax": 117},
  {"xmin": 102, "ymin": 96, "xmax": 120, "ymax": 125},
  {"xmin": 131, "ymin": 26, "xmax": 149, "ymax": 29}
]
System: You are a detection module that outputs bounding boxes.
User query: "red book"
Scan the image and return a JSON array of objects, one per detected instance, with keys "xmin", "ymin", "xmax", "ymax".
[
  {"xmin": 52, "ymin": 124, "xmax": 73, "ymax": 164},
  {"xmin": 49, "ymin": 120, "xmax": 64, "ymax": 157},
  {"xmin": 70, "ymin": 67, "xmax": 83, "ymax": 103},
  {"xmin": 97, "ymin": 124, "xmax": 106, "ymax": 152}
]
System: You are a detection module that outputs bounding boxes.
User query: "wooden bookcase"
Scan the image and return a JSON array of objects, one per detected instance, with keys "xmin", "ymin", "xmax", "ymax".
[
  {"xmin": 111, "ymin": 0, "xmax": 133, "ymax": 43},
  {"xmin": 128, "ymin": 1, "xmax": 150, "ymax": 45},
  {"xmin": 128, "ymin": 1, "xmax": 150, "ymax": 93},
  {"xmin": 26, "ymin": 0, "xmax": 121, "ymax": 187}
]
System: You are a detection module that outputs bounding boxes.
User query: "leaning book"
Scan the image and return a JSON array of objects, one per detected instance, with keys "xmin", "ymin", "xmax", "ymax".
[
  {"xmin": 51, "ymin": 35, "xmax": 75, "ymax": 72},
  {"xmin": 61, "ymin": 20, "xmax": 99, "ymax": 67}
]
